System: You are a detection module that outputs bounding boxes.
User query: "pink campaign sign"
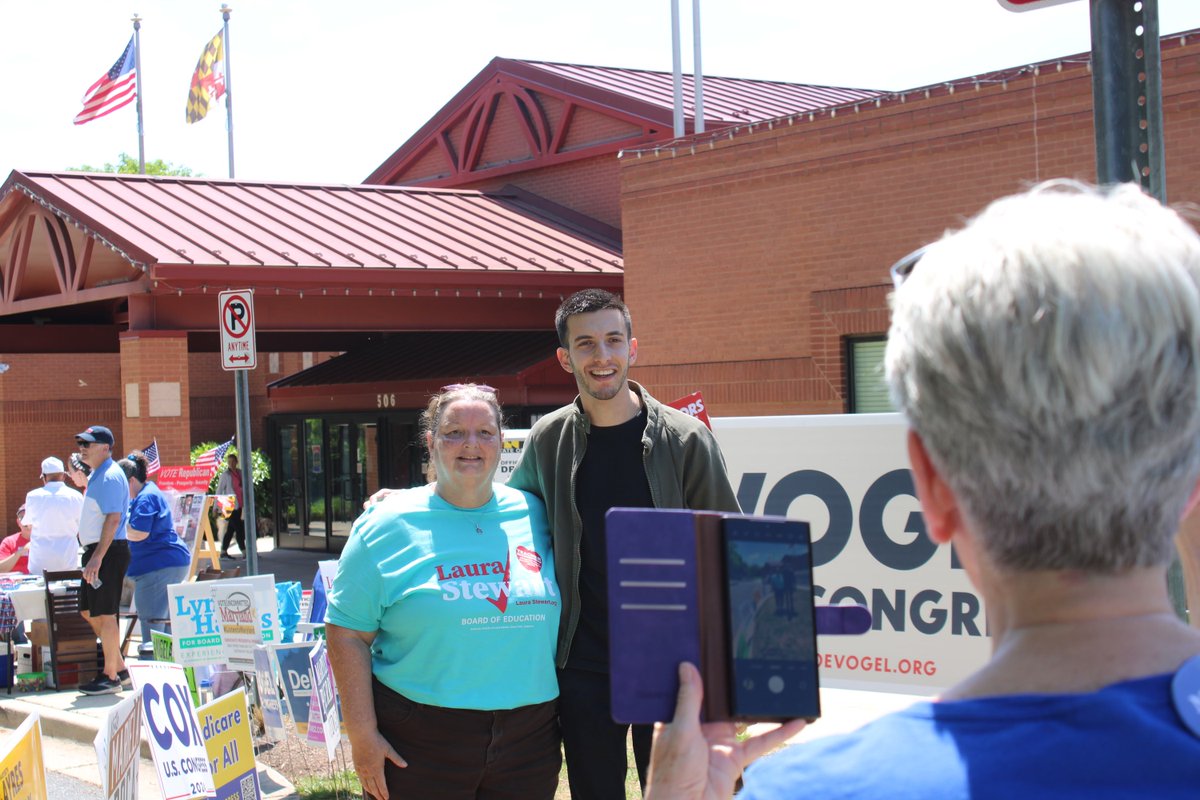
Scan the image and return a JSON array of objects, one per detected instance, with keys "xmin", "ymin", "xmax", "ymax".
[{"xmin": 157, "ymin": 466, "xmax": 216, "ymax": 493}]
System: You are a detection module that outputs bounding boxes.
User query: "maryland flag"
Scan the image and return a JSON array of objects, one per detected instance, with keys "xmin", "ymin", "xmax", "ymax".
[{"xmin": 185, "ymin": 30, "xmax": 226, "ymax": 124}]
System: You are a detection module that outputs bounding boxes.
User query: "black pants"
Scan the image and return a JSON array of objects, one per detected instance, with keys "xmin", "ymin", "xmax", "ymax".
[
  {"xmin": 558, "ymin": 667, "xmax": 653, "ymax": 800},
  {"xmin": 369, "ymin": 678, "xmax": 560, "ymax": 800},
  {"xmin": 220, "ymin": 509, "xmax": 245, "ymax": 554}
]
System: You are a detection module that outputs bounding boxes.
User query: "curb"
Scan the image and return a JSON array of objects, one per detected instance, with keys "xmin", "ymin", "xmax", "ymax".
[
  {"xmin": 0, "ymin": 697, "xmax": 120, "ymax": 752},
  {"xmin": 0, "ymin": 695, "xmax": 300, "ymax": 799}
]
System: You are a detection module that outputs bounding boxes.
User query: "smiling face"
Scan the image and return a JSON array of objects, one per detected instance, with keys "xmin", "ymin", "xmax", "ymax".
[
  {"xmin": 557, "ymin": 308, "xmax": 638, "ymax": 404},
  {"xmin": 427, "ymin": 398, "xmax": 502, "ymax": 507}
]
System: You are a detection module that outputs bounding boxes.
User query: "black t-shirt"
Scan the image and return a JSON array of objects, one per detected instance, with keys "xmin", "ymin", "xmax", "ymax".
[{"xmin": 568, "ymin": 406, "xmax": 653, "ymax": 672}]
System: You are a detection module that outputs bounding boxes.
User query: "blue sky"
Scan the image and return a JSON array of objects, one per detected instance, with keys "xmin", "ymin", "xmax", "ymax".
[{"xmin": 5, "ymin": 1, "xmax": 1200, "ymax": 185}]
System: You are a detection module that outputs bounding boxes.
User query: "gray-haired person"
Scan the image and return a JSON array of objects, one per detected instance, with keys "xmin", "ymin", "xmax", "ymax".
[{"xmin": 645, "ymin": 181, "xmax": 1200, "ymax": 799}]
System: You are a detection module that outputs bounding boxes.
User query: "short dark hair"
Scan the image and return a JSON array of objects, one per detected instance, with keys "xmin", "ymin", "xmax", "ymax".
[
  {"xmin": 555, "ymin": 289, "xmax": 631, "ymax": 347},
  {"xmin": 118, "ymin": 451, "xmax": 149, "ymax": 484}
]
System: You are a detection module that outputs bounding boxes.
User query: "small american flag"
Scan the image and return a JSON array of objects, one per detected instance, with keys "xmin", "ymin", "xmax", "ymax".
[
  {"xmin": 142, "ymin": 439, "xmax": 161, "ymax": 474},
  {"xmin": 74, "ymin": 36, "xmax": 138, "ymax": 126},
  {"xmin": 194, "ymin": 438, "xmax": 234, "ymax": 473}
]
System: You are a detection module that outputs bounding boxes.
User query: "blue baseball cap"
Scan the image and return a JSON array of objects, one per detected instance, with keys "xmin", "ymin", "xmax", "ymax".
[{"xmin": 75, "ymin": 425, "xmax": 115, "ymax": 446}]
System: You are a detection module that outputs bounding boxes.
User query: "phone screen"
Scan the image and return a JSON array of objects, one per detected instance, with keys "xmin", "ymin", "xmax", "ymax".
[{"xmin": 724, "ymin": 517, "xmax": 820, "ymax": 720}]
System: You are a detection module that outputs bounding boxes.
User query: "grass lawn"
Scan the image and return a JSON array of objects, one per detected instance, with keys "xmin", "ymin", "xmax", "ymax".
[
  {"xmin": 295, "ymin": 734, "xmax": 644, "ymax": 799},
  {"xmin": 554, "ymin": 730, "xmax": 643, "ymax": 799}
]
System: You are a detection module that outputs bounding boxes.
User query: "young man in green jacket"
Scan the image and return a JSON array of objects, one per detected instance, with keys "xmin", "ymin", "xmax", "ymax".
[{"xmin": 508, "ymin": 289, "xmax": 740, "ymax": 800}]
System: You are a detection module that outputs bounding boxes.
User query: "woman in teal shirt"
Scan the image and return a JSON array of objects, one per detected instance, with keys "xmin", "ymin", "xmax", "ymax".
[{"xmin": 327, "ymin": 384, "xmax": 561, "ymax": 800}]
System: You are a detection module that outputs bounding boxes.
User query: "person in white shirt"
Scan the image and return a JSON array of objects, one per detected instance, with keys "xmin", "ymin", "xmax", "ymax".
[{"xmin": 23, "ymin": 456, "xmax": 83, "ymax": 576}]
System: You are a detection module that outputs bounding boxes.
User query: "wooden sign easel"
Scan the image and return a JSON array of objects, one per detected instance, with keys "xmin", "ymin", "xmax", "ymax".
[{"xmin": 187, "ymin": 495, "xmax": 224, "ymax": 578}]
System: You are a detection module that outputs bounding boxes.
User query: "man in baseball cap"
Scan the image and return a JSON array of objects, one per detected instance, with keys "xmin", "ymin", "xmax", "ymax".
[
  {"xmin": 74, "ymin": 423, "xmax": 131, "ymax": 695},
  {"xmin": 24, "ymin": 455, "xmax": 83, "ymax": 578},
  {"xmin": 75, "ymin": 426, "xmax": 115, "ymax": 446}
]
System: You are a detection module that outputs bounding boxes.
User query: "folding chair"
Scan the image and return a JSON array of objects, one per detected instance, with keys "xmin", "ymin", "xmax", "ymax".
[
  {"xmin": 42, "ymin": 570, "xmax": 138, "ymax": 689},
  {"xmin": 42, "ymin": 570, "xmax": 101, "ymax": 689}
]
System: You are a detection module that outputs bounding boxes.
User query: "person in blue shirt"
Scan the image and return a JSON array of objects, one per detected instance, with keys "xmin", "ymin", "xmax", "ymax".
[
  {"xmin": 75, "ymin": 424, "xmax": 132, "ymax": 696},
  {"xmin": 118, "ymin": 451, "xmax": 191, "ymax": 644},
  {"xmin": 645, "ymin": 182, "xmax": 1200, "ymax": 799},
  {"xmin": 327, "ymin": 384, "xmax": 561, "ymax": 800}
]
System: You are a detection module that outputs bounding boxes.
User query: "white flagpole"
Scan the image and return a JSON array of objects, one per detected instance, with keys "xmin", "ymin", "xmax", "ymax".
[
  {"xmin": 132, "ymin": 14, "xmax": 146, "ymax": 173},
  {"xmin": 671, "ymin": 0, "xmax": 684, "ymax": 138},
  {"xmin": 222, "ymin": 4, "xmax": 236, "ymax": 179},
  {"xmin": 692, "ymin": 0, "xmax": 705, "ymax": 134}
]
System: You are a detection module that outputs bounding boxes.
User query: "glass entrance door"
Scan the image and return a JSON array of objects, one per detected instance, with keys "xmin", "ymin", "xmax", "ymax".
[
  {"xmin": 269, "ymin": 414, "xmax": 418, "ymax": 552},
  {"xmin": 329, "ymin": 423, "xmax": 378, "ymax": 543},
  {"xmin": 330, "ymin": 423, "xmax": 353, "ymax": 541},
  {"xmin": 303, "ymin": 419, "xmax": 327, "ymax": 549},
  {"xmin": 276, "ymin": 423, "xmax": 304, "ymax": 548}
]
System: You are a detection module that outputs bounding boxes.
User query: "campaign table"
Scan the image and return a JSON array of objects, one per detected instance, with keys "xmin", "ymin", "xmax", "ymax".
[{"xmin": 0, "ymin": 574, "xmax": 44, "ymax": 693}]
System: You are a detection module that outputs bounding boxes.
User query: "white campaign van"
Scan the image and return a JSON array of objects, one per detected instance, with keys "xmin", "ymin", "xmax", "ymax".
[{"xmin": 501, "ymin": 412, "xmax": 990, "ymax": 697}]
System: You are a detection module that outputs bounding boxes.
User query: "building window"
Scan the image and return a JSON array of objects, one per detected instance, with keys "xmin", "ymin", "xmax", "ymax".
[{"xmin": 847, "ymin": 337, "xmax": 894, "ymax": 413}]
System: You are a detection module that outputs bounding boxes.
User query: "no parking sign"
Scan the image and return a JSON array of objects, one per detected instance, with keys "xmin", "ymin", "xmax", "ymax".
[{"xmin": 218, "ymin": 289, "xmax": 257, "ymax": 371}]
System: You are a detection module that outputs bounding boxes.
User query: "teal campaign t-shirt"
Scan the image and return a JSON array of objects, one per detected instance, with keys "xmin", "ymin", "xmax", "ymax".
[{"xmin": 326, "ymin": 483, "xmax": 560, "ymax": 710}]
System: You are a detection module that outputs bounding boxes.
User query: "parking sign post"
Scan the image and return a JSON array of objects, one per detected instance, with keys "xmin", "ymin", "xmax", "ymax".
[{"xmin": 217, "ymin": 289, "xmax": 259, "ymax": 575}]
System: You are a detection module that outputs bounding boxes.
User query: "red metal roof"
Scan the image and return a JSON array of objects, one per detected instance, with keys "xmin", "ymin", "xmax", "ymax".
[
  {"xmin": 365, "ymin": 57, "xmax": 882, "ymax": 185},
  {"xmin": 2, "ymin": 171, "xmax": 621, "ymax": 283},
  {"xmin": 522, "ymin": 60, "xmax": 883, "ymax": 125}
]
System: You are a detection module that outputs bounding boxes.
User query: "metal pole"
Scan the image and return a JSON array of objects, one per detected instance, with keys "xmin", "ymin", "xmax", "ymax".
[
  {"xmin": 235, "ymin": 370, "xmax": 258, "ymax": 575},
  {"xmin": 692, "ymin": 0, "xmax": 705, "ymax": 134},
  {"xmin": 132, "ymin": 14, "xmax": 145, "ymax": 174},
  {"xmin": 671, "ymin": 0, "xmax": 684, "ymax": 138},
  {"xmin": 1090, "ymin": 0, "xmax": 1165, "ymax": 201},
  {"xmin": 222, "ymin": 5, "xmax": 236, "ymax": 179},
  {"xmin": 1091, "ymin": 0, "xmax": 1179, "ymax": 617}
]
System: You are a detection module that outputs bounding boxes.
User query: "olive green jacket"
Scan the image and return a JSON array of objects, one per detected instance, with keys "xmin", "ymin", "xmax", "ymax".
[{"xmin": 507, "ymin": 381, "xmax": 740, "ymax": 667}]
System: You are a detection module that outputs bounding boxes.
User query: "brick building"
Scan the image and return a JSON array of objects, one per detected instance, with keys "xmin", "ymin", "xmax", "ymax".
[
  {"xmin": 0, "ymin": 59, "xmax": 856, "ymax": 549},
  {"xmin": 2, "ymin": 36, "xmax": 1198, "ymax": 550},
  {"xmin": 619, "ymin": 32, "xmax": 1200, "ymax": 415}
]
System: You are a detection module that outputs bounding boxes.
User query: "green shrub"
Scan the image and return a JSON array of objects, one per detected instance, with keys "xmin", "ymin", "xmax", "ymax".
[{"xmin": 189, "ymin": 442, "xmax": 272, "ymax": 519}]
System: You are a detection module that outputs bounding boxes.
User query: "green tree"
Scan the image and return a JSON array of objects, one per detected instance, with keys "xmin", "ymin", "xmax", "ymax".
[
  {"xmin": 190, "ymin": 442, "xmax": 272, "ymax": 522},
  {"xmin": 70, "ymin": 152, "xmax": 194, "ymax": 176}
]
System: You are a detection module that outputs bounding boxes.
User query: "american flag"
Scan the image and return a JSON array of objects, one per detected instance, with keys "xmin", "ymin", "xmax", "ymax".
[
  {"xmin": 194, "ymin": 438, "xmax": 234, "ymax": 473},
  {"xmin": 74, "ymin": 36, "xmax": 138, "ymax": 126},
  {"xmin": 142, "ymin": 439, "xmax": 161, "ymax": 474}
]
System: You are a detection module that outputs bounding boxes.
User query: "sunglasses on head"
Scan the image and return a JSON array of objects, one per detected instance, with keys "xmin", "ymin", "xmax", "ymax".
[
  {"xmin": 441, "ymin": 384, "xmax": 496, "ymax": 394},
  {"xmin": 889, "ymin": 245, "xmax": 930, "ymax": 290}
]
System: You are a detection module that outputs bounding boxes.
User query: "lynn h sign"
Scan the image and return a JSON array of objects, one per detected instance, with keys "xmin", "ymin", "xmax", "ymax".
[{"xmin": 218, "ymin": 289, "xmax": 257, "ymax": 371}]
